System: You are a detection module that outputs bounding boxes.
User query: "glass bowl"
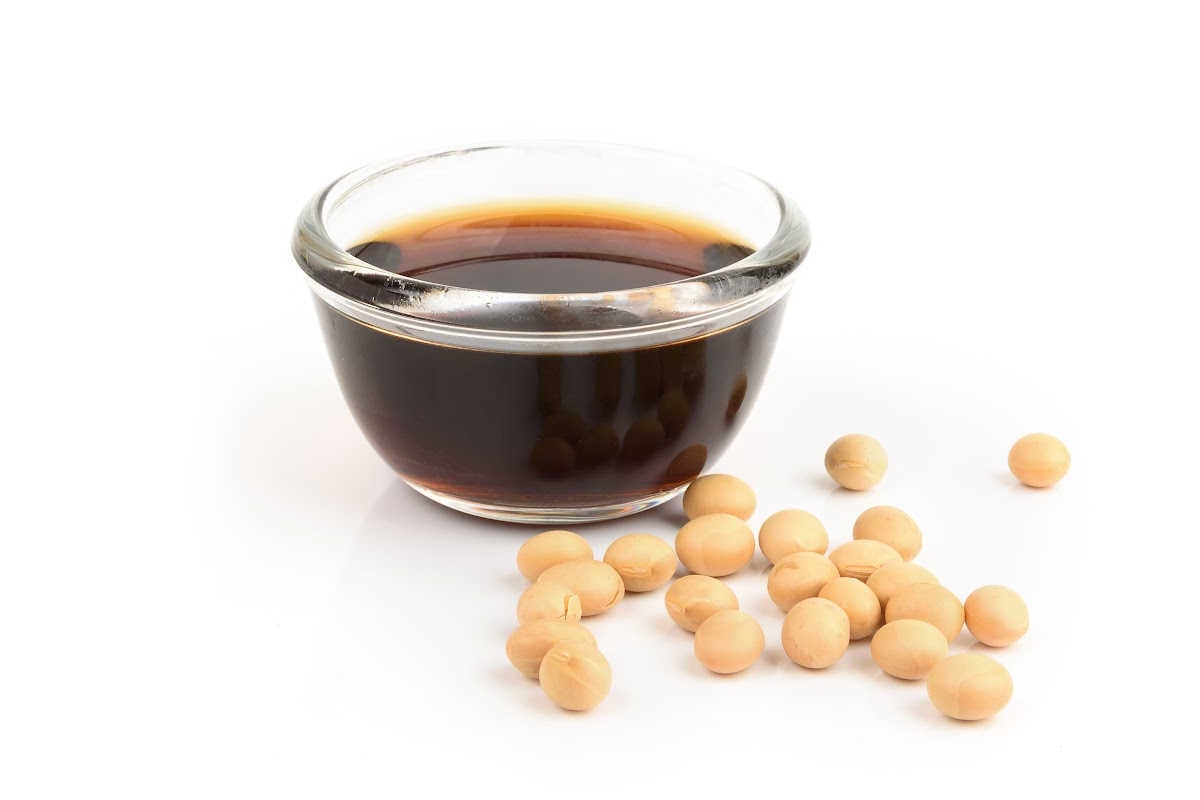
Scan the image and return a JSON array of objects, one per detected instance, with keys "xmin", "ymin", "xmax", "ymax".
[{"xmin": 292, "ymin": 142, "xmax": 810, "ymax": 523}]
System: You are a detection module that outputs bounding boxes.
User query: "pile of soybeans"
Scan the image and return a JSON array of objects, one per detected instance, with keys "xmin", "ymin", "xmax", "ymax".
[{"xmin": 505, "ymin": 433, "xmax": 1068, "ymax": 719}]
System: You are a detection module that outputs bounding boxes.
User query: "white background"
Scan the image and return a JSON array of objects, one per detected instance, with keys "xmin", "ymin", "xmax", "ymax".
[{"xmin": 3, "ymin": 1, "xmax": 1198, "ymax": 797}]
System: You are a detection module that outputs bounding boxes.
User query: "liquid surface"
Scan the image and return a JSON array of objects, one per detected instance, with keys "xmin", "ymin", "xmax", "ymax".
[
  {"xmin": 348, "ymin": 202, "xmax": 754, "ymax": 293},
  {"xmin": 322, "ymin": 202, "xmax": 782, "ymax": 511}
]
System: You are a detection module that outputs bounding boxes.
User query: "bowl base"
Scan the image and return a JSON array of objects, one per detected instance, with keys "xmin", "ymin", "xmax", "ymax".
[{"xmin": 404, "ymin": 481, "xmax": 686, "ymax": 524}]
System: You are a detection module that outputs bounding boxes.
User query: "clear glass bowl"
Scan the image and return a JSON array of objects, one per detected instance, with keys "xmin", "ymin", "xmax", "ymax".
[{"xmin": 292, "ymin": 142, "xmax": 810, "ymax": 523}]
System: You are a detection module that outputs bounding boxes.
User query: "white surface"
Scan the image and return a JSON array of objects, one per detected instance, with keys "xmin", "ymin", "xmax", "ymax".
[{"xmin": 4, "ymin": 1, "xmax": 1198, "ymax": 797}]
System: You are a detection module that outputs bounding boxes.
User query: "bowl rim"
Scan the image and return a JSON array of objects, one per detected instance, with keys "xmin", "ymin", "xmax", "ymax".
[{"xmin": 292, "ymin": 141, "xmax": 810, "ymax": 352}]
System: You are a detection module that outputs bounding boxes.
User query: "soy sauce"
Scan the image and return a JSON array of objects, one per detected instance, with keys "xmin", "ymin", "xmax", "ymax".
[{"xmin": 317, "ymin": 202, "xmax": 784, "ymax": 510}]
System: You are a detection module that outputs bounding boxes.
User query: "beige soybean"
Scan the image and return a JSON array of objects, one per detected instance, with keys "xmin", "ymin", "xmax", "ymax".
[
  {"xmin": 759, "ymin": 509, "xmax": 829, "ymax": 564},
  {"xmin": 693, "ymin": 610, "xmax": 765, "ymax": 674},
  {"xmin": 818, "ymin": 577, "xmax": 882, "ymax": 640},
  {"xmin": 870, "ymin": 619, "xmax": 949, "ymax": 680},
  {"xmin": 682, "ymin": 474, "xmax": 757, "ymax": 520},
  {"xmin": 824, "ymin": 434, "xmax": 888, "ymax": 491},
  {"xmin": 829, "ymin": 539, "xmax": 902, "ymax": 581},
  {"xmin": 781, "ymin": 597, "xmax": 850, "ymax": 669},
  {"xmin": 853, "ymin": 505, "xmax": 922, "ymax": 561},
  {"xmin": 885, "ymin": 583, "xmax": 964, "ymax": 642},
  {"xmin": 866, "ymin": 562, "xmax": 939, "ymax": 611},
  {"xmin": 675, "ymin": 513, "xmax": 756, "ymax": 577},
  {"xmin": 926, "ymin": 653, "xmax": 1013, "ymax": 721},
  {"xmin": 505, "ymin": 620, "xmax": 596, "ymax": 679},
  {"xmin": 539, "ymin": 641, "xmax": 612, "ymax": 711},
  {"xmin": 1008, "ymin": 433, "xmax": 1070, "ymax": 488},
  {"xmin": 517, "ymin": 581, "xmax": 582, "ymax": 625},
  {"xmin": 665, "ymin": 575, "xmax": 739, "ymax": 632},
  {"xmin": 965, "ymin": 585, "xmax": 1029, "ymax": 647},
  {"xmin": 517, "ymin": 530, "xmax": 593, "ymax": 581},
  {"xmin": 538, "ymin": 559, "xmax": 625, "ymax": 616},
  {"xmin": 767, "ymin": 551, "xmax": 840, "ymax": 611},
  {"xmin": 603, "ymin": 533, "xmax": 677, "ymax": 592}
]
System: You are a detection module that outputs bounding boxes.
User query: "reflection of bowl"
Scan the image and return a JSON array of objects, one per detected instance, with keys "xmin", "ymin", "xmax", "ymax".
[{"xmin": 292, "ymin": 143, "xmax": 810, "ymax": 523}]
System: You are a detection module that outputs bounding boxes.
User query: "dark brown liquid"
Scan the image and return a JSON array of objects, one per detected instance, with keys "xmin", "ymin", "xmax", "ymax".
[{"xmin": 318, "ymin": 202, "xmax": 784, "ymax": 511}]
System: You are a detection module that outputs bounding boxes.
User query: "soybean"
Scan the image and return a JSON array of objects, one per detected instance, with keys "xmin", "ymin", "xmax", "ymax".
[
  {"xmin": 829, "ymin": 539, "xmax": 902, "ymax": 581},
  {"xmin": 682, "ymin": 474, "xmax": 756, "ymax": 520},
  {"xmin": 926, "ymin": 653, "xmax": 1013, "ymax": 720},
  {"xmin": 866, "ymin": 562, "xmax": 939, "ymax": 611},
  {"xmin": 693, "ymin": 610, "xmax": 765, "ymax": 674},
  {"xmin": 885, "ymin": 583, "xmax": 964, "ymax": 642},
  {"xmin": 818, "ymin": 577, "xmax": 882, "ymax": 640},
  {"xmin": 505, "ymin": 620, "xmax": 596, "ymax": 679},
  {"xmin": 853, "ymin": 506, "xmax": 922, "ymax": 561},
  {"xmin": 517, "ymin": 581, "xmax": 582, "ymax": 625},
  {"xmin": 964, "ymin": 585, "xmax": 1029, "ymax": 647},
  {"xmin": 824, "ymin": 434, "xmax": 888, "ymax": 490},
  {"xmin": 517, "ymin": 530, "xmax": 593, "ymax": 581},
  {"xmin": 675, "ymin": 513, "xmax": 756, "ymax": 577},
  {"xmin": 665, "ymin": 575, "xmax": 739, "ymax": 633},
  {"xmin": 538, "ymin": 559, "xmax": 625, "ymax": 616},
  {"xmin": 870, "ymin": 619, "xmax": 948, "ymax": 680},
  {"xmin": 604, "ymin": 533, "xmax": 677, "ymax": 592},
  {"xmin": 540, "ymin": 642, "xmax": 612, "ymax": 711},
  {"xmin": 1008, "ymin": 433, "xmax": 1070, "ymax": 488},
  {"xmin": 759, "ymin": 509, "xmax": 828, "ymax": 564},
  {"xmin": 781, "ymin": 597, "xmax": 850, "ymax": 669},
  {"xmin": 767, "ymin": 552, "xmax": 840, "ymax": 611}
]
